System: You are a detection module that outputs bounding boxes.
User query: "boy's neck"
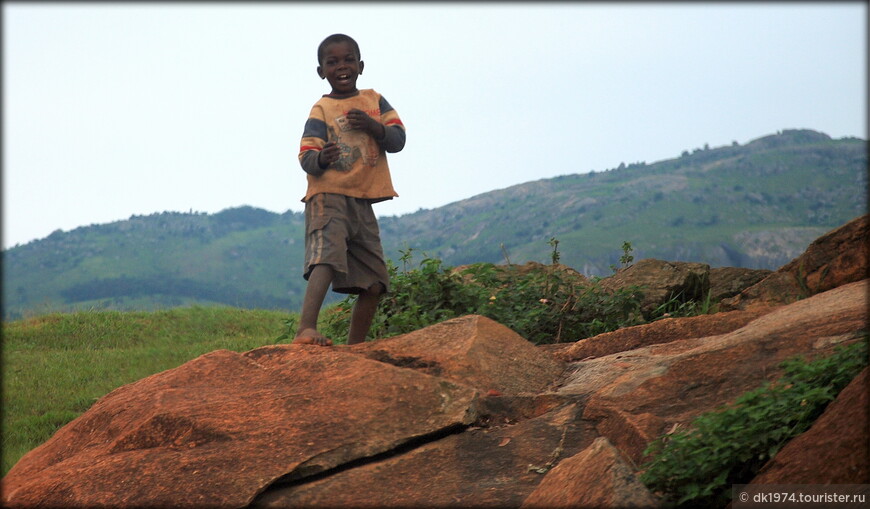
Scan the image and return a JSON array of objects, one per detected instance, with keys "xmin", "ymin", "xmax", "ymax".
[{"xmin": 324, "ymin": 89, "xmax": 361, "ymax": 99}]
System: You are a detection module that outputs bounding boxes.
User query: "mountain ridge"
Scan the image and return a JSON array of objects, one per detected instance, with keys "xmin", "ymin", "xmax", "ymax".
[{"xmin": 3, "ymin": 128, "xmax": 866, "ymax": 320}]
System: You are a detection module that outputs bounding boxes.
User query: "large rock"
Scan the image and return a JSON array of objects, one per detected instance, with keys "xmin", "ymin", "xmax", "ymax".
[
  {"xmin": 521, "ymin": 437, "xmax": 658, "ymax": 508},
  {"xmin": 708, "ymin": 266, "xmax": 772, "ymax": 301},
  {"xmin": 748, "ymin": 367, "xmax": 869, "ymax": 484},
  {"xmin": 780, "ymin": 213, "xmax": 869, "ymax": 294},
  {"xmin": 560, "ymin": 279, "xmax": 867, "ymax": 465},
  {"xmin": 722, "ymin": 214, "xmax": 868, "ymax": 310},
  {"xmin": 254, "ymin": 402, "xmax": 596, "ymax": 508},
  {"xmin": 1, "ymin": 346, "xmax": 480, "ymax": 507},
  {"xmin": 600, "ymin": 259, "xmax": 710, "ymax": 316},
  {"xmin": 351, "ymin": 314, "xmax": 566, "ymax": 395}
]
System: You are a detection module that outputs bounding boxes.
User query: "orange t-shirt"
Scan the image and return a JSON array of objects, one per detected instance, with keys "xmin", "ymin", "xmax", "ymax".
[{"xmin": 299, "ymin": 89, "xmax": 405, "ymax": 203}]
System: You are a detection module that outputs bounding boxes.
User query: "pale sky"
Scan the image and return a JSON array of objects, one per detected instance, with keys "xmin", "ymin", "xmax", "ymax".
[{"xmin": 2, "ymin": 2, "xmax": 866, "ymax": 249}]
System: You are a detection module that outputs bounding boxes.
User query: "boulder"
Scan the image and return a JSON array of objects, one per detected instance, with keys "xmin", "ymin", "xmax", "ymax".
[
  {"xmin": 521, "ymin": 437, "xmax": 659, "ymax": 508},
  {"xmin": 351, "ymin": 314, "xmax": 565, "ymax": 395},
  {"xmin": 254, "ymin": 402, "xmax": 596, "ymax": 508},
  {"xmin": 780, "ymin": 213, "xmax": 869, "ymax": 294},
  {"xmin": 1, "ymin": 346, "xmax": 480, "ymax": 507},
  {"xmin": 559, "ymin": 279, "xmax": 867, "ymax": 465},
  {"xmin": 708, "ymin": 266, "xmax": 772, "ymax": 301},
  {"xmin": 748, "ymin": 367, "xmax": 869, "ymax": 484},
  {"xmin": 600, "ymin": 259, "xmax": 710, "ymax": 316},
  {"xmin": 722, "ymin": 214, "xmax": 868, "ymax": 310}
]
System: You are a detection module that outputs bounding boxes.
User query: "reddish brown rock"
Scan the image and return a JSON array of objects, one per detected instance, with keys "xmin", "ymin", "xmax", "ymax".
[
  {"xmin": 780, "ymin": 214, "xmax": 869, "ymax": 294},
  {"xmin": 600, "ymin": 259, "xmax": 710, "ymax": 316},
  {"xmin": 521, "ymin": 437, "xmax": 659, "ymax": 508},
  {"xmin": 709, "ymin": 266, "xmax": 772, "ymax": 301},
  {"xmin": 556, "ymin": 308, "xmax": 769, "ymax": 362},
  {"xmin": 749, "ymin": 367, "xmax": 869, "ymax": 484},
  {"xmin": 559, "ymin": 280, "xmax": 867, "ymax": 464},
  {"xmin": 351, "ymin": 315, "xmax": 566, "ymax": 395},
  {"xmin": 254, "ymin": 402, "xmax": 596, "ymax": 508},
  {"xmin": 1, "ymin": 347, "xmax": 480, "ymax": 508},
  {"xmin": 723, "ymin": 214, "xmax": 868, "ymax": 310}
]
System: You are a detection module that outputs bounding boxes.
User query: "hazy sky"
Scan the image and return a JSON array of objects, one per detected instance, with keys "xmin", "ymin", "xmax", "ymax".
[{"xmin": 3, "ymin": 2, "xmax": 866, "ymax": 249}]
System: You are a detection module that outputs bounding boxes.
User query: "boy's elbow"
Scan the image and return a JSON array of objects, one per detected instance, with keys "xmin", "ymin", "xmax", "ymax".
[{"xmin": 384, "ymin": 127, "xmax": 406, "ymax": 153}]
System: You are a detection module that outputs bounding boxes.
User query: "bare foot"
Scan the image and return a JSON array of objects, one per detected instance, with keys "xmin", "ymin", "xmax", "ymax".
[{"xmin": 293, "ymin": 328, "xmax": 333, "ymax": 347}]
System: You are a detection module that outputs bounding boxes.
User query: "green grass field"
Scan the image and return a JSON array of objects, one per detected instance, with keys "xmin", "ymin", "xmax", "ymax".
[{"xmin": 1, "ymin": 306, "xmax": 294, "ymax": 476}]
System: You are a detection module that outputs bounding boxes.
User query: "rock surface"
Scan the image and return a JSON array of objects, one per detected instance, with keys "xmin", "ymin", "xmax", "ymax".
[
  {"xmin": 351, "ymin": 314, "xmax": 565, "ymax": 395},
  {"xmin": 254, "ymin": 402, "xmax": 595, "ymax": 508},
  {"xmin": 521, "ymin": 437, "xmax": 657, "ymax": 508},
  {"xmin": 600, "ymin": 259, "xmax": 711, "ymax": 316},
  {"xmin": 708, "ymin": 266, "xmax": 772, "ymax": 301},
  {"xmin": 554, "ymin": 308, "xmax": 769, "ymax": 362}
]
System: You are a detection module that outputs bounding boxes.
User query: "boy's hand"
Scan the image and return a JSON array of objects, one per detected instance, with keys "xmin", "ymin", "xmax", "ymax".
[
  {"xmin": 318, "ymin": 141, "xmax": 341, "ymax": 168},
  {"xmin": 346, "ymin": 108, "xmax": 386, "ymax": 140}
]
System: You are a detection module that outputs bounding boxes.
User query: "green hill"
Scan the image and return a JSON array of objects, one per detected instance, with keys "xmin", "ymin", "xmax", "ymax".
[{"xmin": 3, "ymin": 129, "xmax": 866, "ymax": 320}]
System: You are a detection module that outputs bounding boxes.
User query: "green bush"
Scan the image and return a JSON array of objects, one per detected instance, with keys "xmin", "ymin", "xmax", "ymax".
[
  {"xmin": 639, "ymin": 337, "xmax": 868, "ymax": 507},
  {"xmin": 319, "ymin": 242, "xmax": 646, "ymax": 344}
]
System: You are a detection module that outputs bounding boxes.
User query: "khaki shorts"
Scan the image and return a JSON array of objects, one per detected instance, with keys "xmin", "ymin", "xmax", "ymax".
[{"xmin": 303, "ymin": 193, "xmax": 390, "ymax": 294}]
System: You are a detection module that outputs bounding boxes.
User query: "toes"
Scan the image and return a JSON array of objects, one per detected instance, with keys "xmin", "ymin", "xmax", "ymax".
[{"xmin": 293, "ymin": 330, "xmax": 333, "ymax": 347}]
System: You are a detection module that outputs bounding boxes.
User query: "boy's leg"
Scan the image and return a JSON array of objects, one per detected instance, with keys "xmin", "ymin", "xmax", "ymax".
[
  {"xmin": 294, "ymin": 264, "xmax": 335, "ymax": 346},
  {"xmin": 347, "ymin": 282, "xmax": 385, "ymax": 345}
]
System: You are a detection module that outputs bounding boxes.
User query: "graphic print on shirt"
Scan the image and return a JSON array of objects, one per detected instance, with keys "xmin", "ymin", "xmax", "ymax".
[{"xmin": 329, "ymin": 114, "xmax": 379, "ymax": 172}]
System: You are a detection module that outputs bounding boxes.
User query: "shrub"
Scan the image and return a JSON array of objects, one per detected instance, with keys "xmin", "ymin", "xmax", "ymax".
[
  {"xmin": 639, "ymin": 337, "xmax": 868, "ymax": 507},
  {"xmin": 319, "ymin": 241, "xmax": 646, "ymax": 344}
]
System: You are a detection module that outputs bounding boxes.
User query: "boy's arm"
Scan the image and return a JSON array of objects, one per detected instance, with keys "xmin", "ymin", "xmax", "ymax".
[
  {"xmin": 299, "ymin": 116, "xmax": 330, "ymax": 176},
  {"xmin": 378, "ymin": 94, "xmax": 405, "ymax": 154},
  {"xmin": 300, "ymin": 149, "xmax": 325, "ymax": 176},
  {"xmin": 379, "ymin": 124, "xmax": 406, "ymax": 153}
]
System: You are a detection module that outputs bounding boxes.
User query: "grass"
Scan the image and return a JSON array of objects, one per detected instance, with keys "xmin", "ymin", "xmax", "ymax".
[{"xmin": 2, "ymin": 306, "xmax": 293, "ymax": 476}]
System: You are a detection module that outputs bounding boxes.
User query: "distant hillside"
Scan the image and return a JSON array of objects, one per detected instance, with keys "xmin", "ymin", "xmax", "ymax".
[{"xmin": 2, "ymin": 129, "xmax": 866, "ymax": 320}]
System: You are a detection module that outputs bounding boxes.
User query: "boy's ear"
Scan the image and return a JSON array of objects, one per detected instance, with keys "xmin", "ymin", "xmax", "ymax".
[
  {"xmin": 317, "ymin": 65, "xmax": 325, "ymax": 79},
  {"xmin": 359, "ymin": 61, "xmax": 364, "ymax": 75}
]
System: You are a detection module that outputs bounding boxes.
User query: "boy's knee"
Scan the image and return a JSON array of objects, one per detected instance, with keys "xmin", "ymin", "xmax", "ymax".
[{"xmin": 366, "ymin": 282, "xmax": 386, "ymax": 297}]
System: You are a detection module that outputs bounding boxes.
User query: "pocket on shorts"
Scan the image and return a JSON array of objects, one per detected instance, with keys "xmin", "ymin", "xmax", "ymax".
[{"xmin": 307, "ymin": 215, "xmax": 332, "ymax": 235}]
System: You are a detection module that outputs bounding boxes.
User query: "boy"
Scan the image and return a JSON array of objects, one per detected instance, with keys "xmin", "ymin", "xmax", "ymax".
[{"xmin": 294, "ymin": 34, "xmax": 406, "ymax": 346}]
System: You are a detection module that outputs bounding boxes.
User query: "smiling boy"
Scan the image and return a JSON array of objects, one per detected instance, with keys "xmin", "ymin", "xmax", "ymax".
[{"xmin": 294, "ymin": 34, "xmax": 406, "ymax": 346}]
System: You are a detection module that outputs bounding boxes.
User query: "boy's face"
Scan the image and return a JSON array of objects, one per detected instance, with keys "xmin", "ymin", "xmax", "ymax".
[{"xmin": 317, "ymin": 41, "xmax": 364, "ymax": 96}]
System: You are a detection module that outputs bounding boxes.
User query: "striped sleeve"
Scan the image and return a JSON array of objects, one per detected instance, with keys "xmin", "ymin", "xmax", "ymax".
[
  {"xmin": 378, "ymin": 95, "xmax": 406, "ymax": 153},
  {"xmin": 299, "ymin": 109, "xmax": 328, "ymax": 174}
]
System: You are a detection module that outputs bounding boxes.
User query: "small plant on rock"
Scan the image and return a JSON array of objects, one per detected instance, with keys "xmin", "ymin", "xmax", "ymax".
[{"xmin": 640, "ymin": 337, "xmax": 868, "ymax": 507}]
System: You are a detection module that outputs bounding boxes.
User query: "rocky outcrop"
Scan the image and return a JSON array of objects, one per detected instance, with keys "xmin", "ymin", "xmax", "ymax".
[
  {"xmin": 561, "ymin": 279, "xmax": 866, "ymax": 466},
  {"xmin": 521, "ymin": 437, "xmax": 658, "ymax": 508},
  {"xmin": 708, "ymin": 266, "xmax": 772, "ymax": 301},
  {"xmin": 600, "ymin": 259, "xmax": 710, "ymax": 316},
  {"xmin": 3, "ymin": 216, "xmax": 868, "ymax": 508},
  {"xmin": 351, "ymin": 314, "xmax": 565, "ymax": 395},
  {"xmin": 255, "ymin": 402, "xmax": 595, "ymax": 508},
  {"xmin": 1, "ymin": 346, "xmax": 481, "ymax": 507},
  {"xmin": 553, "ymin": 308, "xmax": 770, "ymax": 362},
  {"xmin": 722, "ymin": 213, "xmax": 868, "ymax": 310}
]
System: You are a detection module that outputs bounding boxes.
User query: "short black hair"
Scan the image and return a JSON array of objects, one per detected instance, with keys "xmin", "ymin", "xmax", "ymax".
[{"xmin": 317, "ymin": 34, "xmax": 361, "ymax": 65}]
